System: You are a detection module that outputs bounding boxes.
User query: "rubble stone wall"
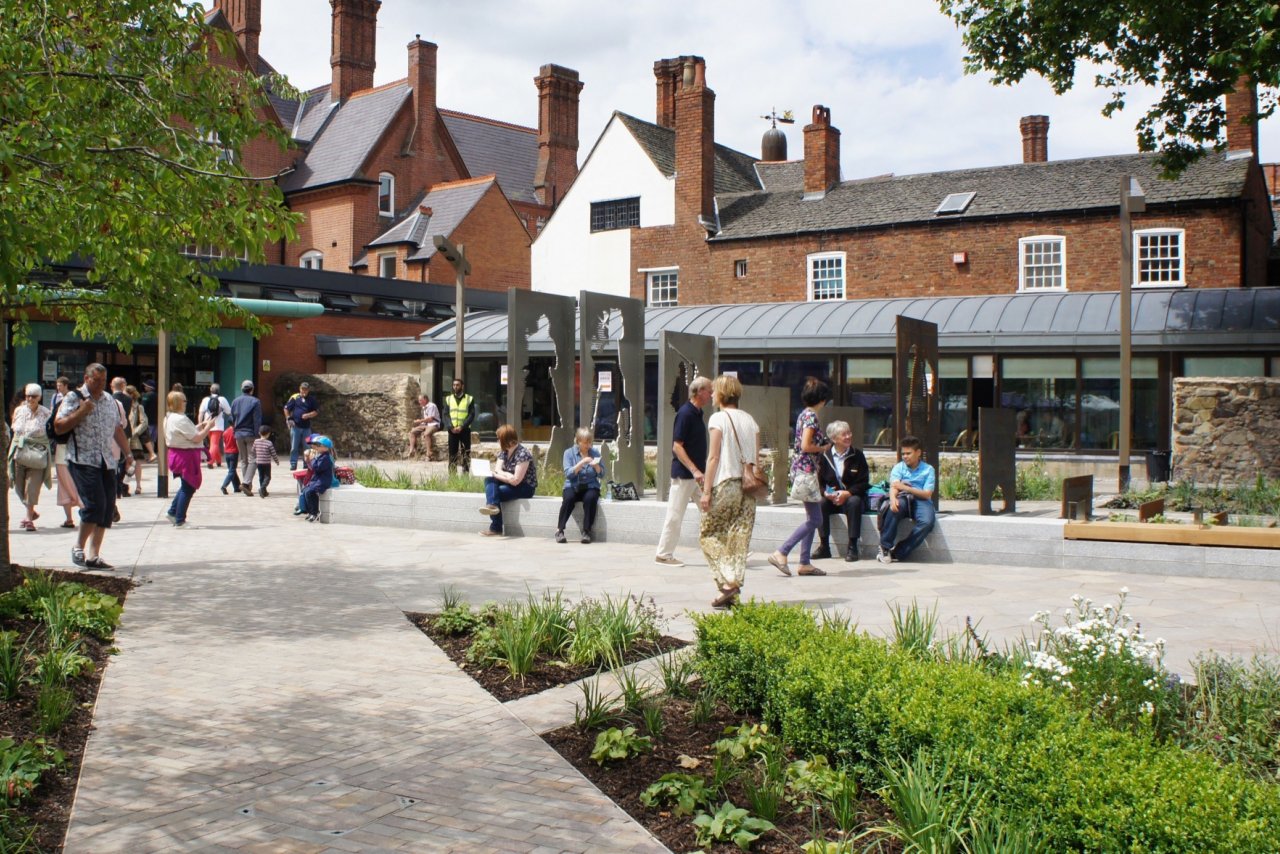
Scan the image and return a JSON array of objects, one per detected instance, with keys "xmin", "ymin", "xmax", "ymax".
[
  {"xmin": 273, "ymin": 372, "xmax": 420, "ymax": 460},
  {"xmin": 1172, "ymin": 377, "xmax": 1280, "ymax": 485}
]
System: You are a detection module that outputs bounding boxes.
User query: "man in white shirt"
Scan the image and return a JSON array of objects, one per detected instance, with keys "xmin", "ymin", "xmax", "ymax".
[{"xmin": 198, "ymin": 383, "xmax": 230, "ymax": 468}]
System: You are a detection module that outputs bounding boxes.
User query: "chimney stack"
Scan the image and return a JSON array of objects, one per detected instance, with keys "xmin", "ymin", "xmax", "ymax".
[
  {"xmin": 534, "ymin": 64, "xmax": 584, "ymax": 209},
  {"xmin": 1224, "ymin": 76, "xmax": 1259, "ymax": 160},
  {"xmin": 672, "ymin": 57, "xmax": 715, "ymax": 225},
  {"xmin": 214, "ymin": 0, "xmax": 261, "ymax": 68},
  {"xmin": 803, "ymin": 105, "xmax": 840, "ymax": 199},
  {"xmin": 654, "ymin": 56, "xmax": 697, "ymax": 129},
  {"xmin": 405, "ymin": 37, "xmax": 439, "ymax": 189},
  {"xmin": 1019, "ymin": 115, "xmax": 1050, "ymax": 163},
  {"xmin": 330, "ymin": 0, "xmax": 380, "ymax": 101}
]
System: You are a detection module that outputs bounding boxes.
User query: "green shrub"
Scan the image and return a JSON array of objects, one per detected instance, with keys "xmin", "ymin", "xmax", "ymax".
[
  {"xmin": 692, "ymin": 800, "xmax": 774, "ymax": 850},
  {"xmin": 433, "ymin": 604, "xmax": 480, "ymax": 637},
  {"xmin": 0, "ymin": 738, "xmax": 63, "ymax": 807},
  {"xmin": 640, "ymin": 772, "xmax": 711, "ymax": 817},
  {"xmin": 938, "ymin": 457, "xmax": 980, "ymax": 501},
  {"xmin": 589, "ymin": 726, "xmax": 651, "ymax": 765},
  {"xmin": 1181, "ymin": 652, "xmax": 1280, "ymax": 782},
  {"xmin": 1015, "ymin": 455, "xmax": 1061, "ymax": 501},
  {"xmin": 0, "ymin": 574, "xmax": 122, "ymax": 641},
  {"xmin": 695, "ymin": 603, "xmax": 1280, "ymax": 852}
]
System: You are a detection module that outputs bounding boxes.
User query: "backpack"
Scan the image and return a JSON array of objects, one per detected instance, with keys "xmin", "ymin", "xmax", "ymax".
[
  {"xmin": 206, "ymin": 395, "xmax": 223, "ymax": 420},
  {"xmin": 45, "ymin": 390, "xmax": 76, "ymax": 445}
]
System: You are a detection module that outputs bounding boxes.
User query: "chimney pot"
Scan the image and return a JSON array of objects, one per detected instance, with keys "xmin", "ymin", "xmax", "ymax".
[
  {"xmin": 1019, "ymin": 115, "xmax": 1050, "ymax": 163},
  {"xmin": 331, "ymin": 0, "xmax": 380, "ymax": 101},
  {"xmin": 803, "ymin": 104, "xmax": 841, "ymax": 198},
  {"xmin": 1224, "ymin": 76, "xmax": 1259, "ymax": 160},
  {"xmin": 673, "ymin": 58, "xmax": 715, "ymax": 224},
  {"xmin": 534, "ymin": 64, "xmax": 584, "ymax": 208}
]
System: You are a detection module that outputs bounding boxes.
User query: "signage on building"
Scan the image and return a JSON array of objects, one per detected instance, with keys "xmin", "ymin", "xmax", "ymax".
[
  {"xmin": 598, "ymin": 371, "xmax": 612, "ymax": 392},
  {"xmin": 500, "ymin": 364, "xmax": 508, "ymax": 386}
]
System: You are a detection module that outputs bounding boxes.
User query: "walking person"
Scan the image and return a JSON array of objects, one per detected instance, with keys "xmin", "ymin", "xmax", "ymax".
[
  {"xmin": 283, "ymin": 380, "xmax": 319, "ymax": 471},
  {"xmin": 126, "ymin": 384, "xmax": 149, "ymax": 497},
  {"xmin": 56, "ymin": 363, "xmax": 133, "ymax": 569},
  {"xmin": 219, "ymin": 425, "xmax": 241, "ymax": 495},
  {"xmin": 655, "ymin": 376, "xmax": 711, "ymax": 567},
  {"xmin": 9, "ymin": 384, "xmax": 52, "ymax": 532},
  {"xmin": 554, "ymin": 427, "xmax": 603, "ymax": 544},
  {"xmin": 252, "ymin": 425, "xmax": 279, "ymax": 497},
  {"xmin": 110, "ymin": 377, "xmax": 133, "ymax": 498},
  {"xmin": 198, "ymin": 384, "xmax": 230, "ymax": 468},
  {"xmin": 813, "ymin": 420, "xmax": 869, "ymax": 561},
  {"xmin": 229, "ymin": 379, "xmax": 262, "ymax": 496},
  {"xmin": 478, "ymin": 424, "xmax": 536, "ymax": 537},
  {"xmin": 697, "ymin": 375, "xmax": 762, "ymax": 609},
  {"xmin": 442, "ymin": 378, "xmax": 476, "ymax": 476},
  {"xmin": 164, "ymin": 389, "xmax": 216, "ymax": 528},
  {"xmin": 51, "ymin": 376, "xmax": 81, "ymax": 528},
  {"xmin": 139, "ymin": 379, "xmax": 159, "ymax": 460},
  {"xmin": 770, "ymin": 378, "xmax": 833, "ymax": 578}
]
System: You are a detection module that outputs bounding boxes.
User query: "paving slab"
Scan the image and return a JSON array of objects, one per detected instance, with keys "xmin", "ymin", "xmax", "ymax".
[{"xmin": 8, "ymin": 461, "xmax": 1280, "ymax": 852}]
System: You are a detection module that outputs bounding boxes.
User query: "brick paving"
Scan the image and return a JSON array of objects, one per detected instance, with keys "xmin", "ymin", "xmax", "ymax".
[{"xmin": 8, "ymin": 462, "xmax": 1280, "ymax": 852}]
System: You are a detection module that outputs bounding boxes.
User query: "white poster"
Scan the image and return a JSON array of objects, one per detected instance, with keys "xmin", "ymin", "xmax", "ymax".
[
  {"xmin": 41, "ymin": 361, "xmax": 58, "ymax": 382},
  {"xmin": 195, "ymin": 370, "xmax": 215, "ymax": 385},
  {"xmin": 724, "ymin": 370, "xmax": 738, "ymax": 379},
  {"xmin": 597, "ymin": 371, "xmax": 612, "ymax": 392},
  {"xmin": 500, "ymin": 364, "xmax": 508, "ymax": 386}
]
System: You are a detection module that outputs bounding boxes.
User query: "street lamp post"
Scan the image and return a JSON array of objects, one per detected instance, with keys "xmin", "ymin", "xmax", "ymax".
[
  {"xmin": 433, "ymin": 235, "xmax": 472, "ymax": 383},
  {"xmin": 1118, "ymin": 175, "xmax": 1146, "ymax": 492}
]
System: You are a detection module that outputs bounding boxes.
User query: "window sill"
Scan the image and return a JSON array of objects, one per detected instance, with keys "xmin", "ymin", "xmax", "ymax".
[
  {"xmin": 1016, "ymin": 286, "xmax": 1068, "ymax": 294},
  {"xmin": 1133, "ymin": 282, "xmax": 1187, "ymax": 289}
]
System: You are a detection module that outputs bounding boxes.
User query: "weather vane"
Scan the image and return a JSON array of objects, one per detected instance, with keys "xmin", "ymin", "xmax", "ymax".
[{"xmin": 760, "ymin": 108, "xmax": 795, "ymax": 128}]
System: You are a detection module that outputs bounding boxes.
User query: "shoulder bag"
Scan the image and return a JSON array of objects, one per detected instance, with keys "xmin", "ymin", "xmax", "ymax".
[{"xmin": 724, "ymin": 410, "xmax": 768, "ymax": 501}]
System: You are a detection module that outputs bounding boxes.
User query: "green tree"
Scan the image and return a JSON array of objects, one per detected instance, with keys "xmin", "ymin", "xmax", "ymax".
[
  {"xmin": 0, "ymin": 1, "xmax": 300, "ymax": 579},
  {"xmin": 938, "ymin": 0, "xmax": 1278, "ymax": 173}
]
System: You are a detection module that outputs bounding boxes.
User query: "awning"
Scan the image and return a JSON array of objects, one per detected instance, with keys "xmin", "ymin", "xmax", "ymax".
[
  {"xmin": 264, "ymin": 288, "xmax": 303, "ymax": 302},
  {"xmin": 321, "ymin": 293, "xmax": 359, "ymax": 310},
  {"xmin": 372, "ymin": 298, "xmax": 411, "ymax": 316}
]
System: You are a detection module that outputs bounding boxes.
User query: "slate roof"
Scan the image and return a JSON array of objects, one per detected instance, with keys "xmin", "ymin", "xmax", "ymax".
[
  {"xmin": 363, "ymin": 177, "xmax": 496, "ymax": 262},
  {"xmin": 614, "ymin": 112, "xmax": 762, "ymax": 194},
  {"xmin": 714, "ymin": 151, "xmax": 1253, "ymax": 241},
  {"xmin": 281, "ymin": 84, "xmax": 411, "ymax": 193},
  {"xmin": 440, "ymin": 110, "xmax": 540, "ymax": 205},
  {"xmin": 290, "ymin": 87, "xmax": 333, "ymax": 143},
  {"xmin": 756, "ymin": 161, "xmax": 804, "ymax": 192}
]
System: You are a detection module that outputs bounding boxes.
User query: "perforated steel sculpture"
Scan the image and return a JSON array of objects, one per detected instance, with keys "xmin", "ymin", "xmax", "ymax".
[
  {"xmin": 894, "ymin": 316, "xmax": 941, "ymax": 484},
  {"xmin": 506, "ymin": 290, "xmax": 576, "ymax": 469},
  {"xmin": 978, "ymin": 407, "xmax": 1017, "ymax": 515},
  {"xmin": 579, "ymin": 291, "xmax": 645, "ymax": 493},
  {"xmin": 738, "ymin": 384, "xmax": 789, "ymax": 505},
  {"xmin": 657, "ymin": 331, "xmax": 717, "ymax": 501}
]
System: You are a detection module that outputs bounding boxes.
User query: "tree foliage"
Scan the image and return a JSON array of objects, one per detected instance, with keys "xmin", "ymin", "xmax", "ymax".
[
  {"xmin": 937, "ymin": 0, "xmax": 1280, "ymax": 173},
  {"xmin": 0, "ymin": 0, "xmax": 300, "ymax": 348}
]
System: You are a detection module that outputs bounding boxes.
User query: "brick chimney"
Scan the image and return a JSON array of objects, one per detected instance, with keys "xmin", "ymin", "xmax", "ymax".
[
  {"xmin": 803, "ymin": 105, "xmax": 840, "ymax": 199},
  {"xmin": 534, "ymin": 64, "xmax": 584, "ymax": 208},
  {"xmin": 654, "ymin": 56, "xmax": 697, "ymax": 129},
  {"xmin": 330, "ymin": 0, "xmax": 380, "ymax": 101},
  {"xmin": 404, "ymin": 37, "xmax": 438, "ymax": 188},
  {"xmin": 214, "ymin": 0, "xmax": 261, "ymax": 68},
  {"xmin": 1020, "ymin": 115, "xmax": 1050, "ymax": 163},
  {"xmin": 1224, "ymin": 76, "xmax": 1259, "ymax": 160},
  {"xmin": 673, "ymin": 57, "xmax": 715, "ymax": 225}
]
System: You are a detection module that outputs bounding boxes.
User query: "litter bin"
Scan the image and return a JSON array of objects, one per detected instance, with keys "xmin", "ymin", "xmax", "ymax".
[{"xmin": 1146, "ymin": 450, "xmax": 1172, "ymax": 483}]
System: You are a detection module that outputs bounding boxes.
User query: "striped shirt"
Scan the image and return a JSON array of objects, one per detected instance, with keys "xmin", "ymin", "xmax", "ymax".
[{"xmin": 252, "ymin": 437, "xmax": 279, "ymax": 465}]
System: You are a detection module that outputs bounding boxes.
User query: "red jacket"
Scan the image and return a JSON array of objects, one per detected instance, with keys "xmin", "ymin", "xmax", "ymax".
[{"xmin": 222, "ymin": 426, "xmax": 237, "ymax": 455}]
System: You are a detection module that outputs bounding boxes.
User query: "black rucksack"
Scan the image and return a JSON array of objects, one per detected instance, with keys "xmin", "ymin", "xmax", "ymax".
[
  {"xmin": 45, "ymin": 391, "xmax": 76, "ymax": 445},
  {"xmin": 206, "ymin": 395, "xmax": 222, "ymax": 419}
]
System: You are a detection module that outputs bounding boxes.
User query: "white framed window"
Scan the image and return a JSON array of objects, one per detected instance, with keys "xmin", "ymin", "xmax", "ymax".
[
  {"xmin": 1018, "ymin": 236, "xmax": 1065, "ymax": 291},
  {"xmin": 300, "ymin": 250, "xmax": 324, "ymax": 270},
  {"xmin": 182, "ymin": 243, "xmax": 248, "ymax": 261},
  {"xmin": 378, "ymin": 172, "xmax": 395, "ymax": 216},
  {"xmin": 734, "ymin": 259, "xmax": 748, "ymax": 278},
  {"xmin": 378, "ymin": 253, "xmax": 396, "ymax": 279},
  {"xmin": 646, "ymin": 268, "xmax": 679, "ymax": 307},
  {"xmin": 807, "ymin": 252, "xmax": 845, "ymax": 301},
  {"xmin": 1134, "ymin": 228, "xmax": 1185, "ymax": 286}
]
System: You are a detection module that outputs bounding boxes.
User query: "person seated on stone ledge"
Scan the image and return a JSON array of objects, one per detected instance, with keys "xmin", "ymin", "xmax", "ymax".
[
  {"xmin": 478, "ymin": 424, "xmax": 537, "ymax": 537},
  {"xmin": 405, "ymin": 394, "xmax": 440, "ymax": 459},
  {"xmin": 813, "ymin": 419, "xmax": 869, "ymax": 562},
  {"xmin": 877, "ymin": 435, "xmax": 937, "ymax": 565},
  {"xmin": 555, "ymin": 427, "xmax": 603, "ymax": 545}
]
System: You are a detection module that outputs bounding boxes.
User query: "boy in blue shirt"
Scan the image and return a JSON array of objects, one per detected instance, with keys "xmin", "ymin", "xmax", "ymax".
[
  {"xmin": 878, "ymin": 435, "xmax": 937, "ymax": 564},
  {"xmin": 294, "ymin": 435, "xmax": 334, "ymax": 522}
]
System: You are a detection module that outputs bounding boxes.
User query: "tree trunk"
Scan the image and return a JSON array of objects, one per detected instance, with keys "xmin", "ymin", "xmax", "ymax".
[{"xmin": 0, "ymin": 323, "xmax": 13, "ymax": 591}]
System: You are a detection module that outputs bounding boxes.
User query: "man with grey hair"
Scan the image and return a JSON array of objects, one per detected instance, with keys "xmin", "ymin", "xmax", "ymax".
[
  {"xmin": 229, "ymin": 379, "xmax": 263, "ymax": 495},
  {"xmin": 56, "ymin": 363, "xmax": 132, "ymax": 569},
  {"xmin": 655, "ymin": 375, "xmax": 713, "ymax": 567},
  {"xmin": 814, "ymin": 419, "xmax": 870, "ymax": 561}
]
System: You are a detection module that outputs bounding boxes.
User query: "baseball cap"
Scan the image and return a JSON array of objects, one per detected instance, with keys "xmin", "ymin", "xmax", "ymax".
[
  {"xmin": 142, "ymin": 379, "xmax": 156, "ymax": 390},
  {"xmin": 300, "ymin": 381, "xmax": 311, "ymax": 389},
  {"xmin": 308, "ymin": 435, "xmax": 333, "ymax": 450},
  {"xmin": 241, "ymin": 380, "xmax": 254, "ymax": 391}
]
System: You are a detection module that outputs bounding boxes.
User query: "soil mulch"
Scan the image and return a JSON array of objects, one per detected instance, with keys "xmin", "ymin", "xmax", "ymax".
[
  {"xmin": 544, "ymin": 696, "xmax": 899, "ymax": 853},
  {"xmin": 0, "ymin": 567, "xmax": 134, "ymax": 853},
  {"xmin": 406, "ymin": 612, "xmax": 688, "ymax": 702}
]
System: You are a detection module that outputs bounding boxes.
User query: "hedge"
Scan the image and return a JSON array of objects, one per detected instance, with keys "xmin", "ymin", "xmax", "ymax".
[{"xmin": 694, "ymin": 601, "xmax": 1280, "ymax": 852}]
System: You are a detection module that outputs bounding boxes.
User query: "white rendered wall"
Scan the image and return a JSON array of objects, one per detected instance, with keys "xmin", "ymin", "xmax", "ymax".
[{"xmin": 532, "ymin": 117, "xmax": 675, "ymax": 298}]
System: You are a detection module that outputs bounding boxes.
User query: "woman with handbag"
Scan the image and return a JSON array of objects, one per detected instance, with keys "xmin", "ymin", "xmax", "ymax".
[
  {"xmin": 698, "ymin": 374, "xmax": 762, "ymax": 608},
  {"xmin": 9, "ymin": 383, "xmax": 52, "ymax": 531},
  {"xmin": 126, "ymin": 384, "xmax": 148, "ymax": 496},
  {"xmin": 554, "ymin": 427, "xmax": 603, "ymax": 544},
  {"xmin": 770, "ymin": 377, "xmax": 833, "ymax": 577}
]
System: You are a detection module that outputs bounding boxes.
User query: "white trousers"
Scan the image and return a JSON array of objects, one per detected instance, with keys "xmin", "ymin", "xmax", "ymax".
[{"xmin": 655, "ymin": 476, "xmax": 700, "ymax": 558}]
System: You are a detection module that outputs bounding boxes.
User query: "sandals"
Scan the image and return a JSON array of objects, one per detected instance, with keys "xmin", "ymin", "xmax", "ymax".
[
  {"xmin": 797, "ymin": 565, "xmax": 827, "ymax": 576},
  {"xmin": 711, "ymin": 586, "xmax": 740, "ymax": 608},
  {"xmin": 768, "ymin": 551, "xmax": 792, "ymax": 576},
  {"xmin": 60, "ymin": 521, "xmax": 75, "ymax": 529},
  {"xmin": 19, "ymin": 520, "xmax": 33, "ymax": 531}
]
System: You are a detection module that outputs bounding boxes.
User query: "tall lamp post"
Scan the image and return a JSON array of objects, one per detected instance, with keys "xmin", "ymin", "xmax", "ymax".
[
  {"xmin": 1118, "ymin": 175, "xmax": 1146, "ymax": 492},
  {"xmin": 433, "ymin": 235, "xmax": 472, "ymax": 383}
]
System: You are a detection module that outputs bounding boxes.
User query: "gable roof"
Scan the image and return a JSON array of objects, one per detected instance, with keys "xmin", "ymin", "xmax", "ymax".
[
  {"xmin": 440, "ymin": 110, "xmax": 540, "ymax": 205},
  {"xmin": 281, "ymin": 83, "xmax": 411, "ymax": 193},
  {"xmin": 364, "ymin": 176, "xmax": 497, "ymax": 262},
  {"xmin": 613, "ymin": 112, "xmax": 762, "ymax": 194},
  {"xmin": 715, "ymin": 151, "xmax": 1254, "ymax": 241}
]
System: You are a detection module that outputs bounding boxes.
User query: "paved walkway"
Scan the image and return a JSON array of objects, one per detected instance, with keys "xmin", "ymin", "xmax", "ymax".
[{"xmin": 8, "ymin": 462, "xmax": 1280, "ymax": 852}]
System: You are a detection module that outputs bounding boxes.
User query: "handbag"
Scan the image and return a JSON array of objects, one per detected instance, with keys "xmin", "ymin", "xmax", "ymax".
[
  {"xmin": 14, "ymin": 437, "xmax": 49, "ymax": 469},
  {"xmin": 608, "ymin": 480, "xmax": 639, "ymax": 501},
  {"xmin": 724, "ymin": 411, "xmax": 768, "ymax": 501},
  {"xmin": 790, "ymin": 470, "xmax": 821, "ymax": 503}
]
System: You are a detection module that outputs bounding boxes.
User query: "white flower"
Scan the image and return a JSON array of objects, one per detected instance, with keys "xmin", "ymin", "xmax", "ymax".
[{"xmin": 1121, "ymin": 586, "xmax": 1130, "ymax": 594}]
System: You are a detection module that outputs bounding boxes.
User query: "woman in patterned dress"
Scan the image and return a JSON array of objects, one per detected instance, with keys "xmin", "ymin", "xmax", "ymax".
[
  {"xmin": 770, "ymin": 377, "xmax": 832, "ymax": 577},
  {"xmin": 697, "ymin": 375, "xmax": 762, "ymax": 608},
  {"xmin": 478, "ymin": 424, "xmax": 538, "ymax": 536}
]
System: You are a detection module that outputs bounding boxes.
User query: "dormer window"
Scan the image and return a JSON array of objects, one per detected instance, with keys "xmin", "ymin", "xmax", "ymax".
[
  {"xmin": 935, "ymin": 192, "xmax": 976, "ymax": 216},
  {"xmin": 378, "ymin": 173, "xmax": 395, "ymax": 217}
]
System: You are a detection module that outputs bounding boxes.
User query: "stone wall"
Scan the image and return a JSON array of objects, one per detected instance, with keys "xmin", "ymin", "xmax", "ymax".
[
  {"xmin": 273, "ymin": 372, "xmax": 420, "ymax": 459},
  {"xmin": 1173, "ymin": 377, "xmax": 1280, "ymax": 484}
]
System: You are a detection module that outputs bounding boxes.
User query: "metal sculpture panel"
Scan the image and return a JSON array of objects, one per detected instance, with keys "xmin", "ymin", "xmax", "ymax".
[
  {"xmin": 580, "ymin": 291, "xmax": 645, "ymax": 493},
  {"xmin": 894, "ymin": 316, "xmax": 941, "ymax": 504},
  {"xmin": 507, "ymin": 290, "xmax": 576, "ymax": 470},
  {"xmin": 738, "ymin": 384, "xmax": 789, "ymax": 505},
  {"xmin": 1061, "ymin": 475, "xmax": 1095, "ymax": 521},
  {"xmin": 656, "ymin": 332, "xmax": 717, "ymax": 501},
  {"xmin": 978, "ymin": 407, "xmax": 1017, "ymax": 515}
]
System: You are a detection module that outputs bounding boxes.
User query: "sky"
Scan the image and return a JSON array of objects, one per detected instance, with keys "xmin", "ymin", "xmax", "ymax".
[{"xmin": 220, "ymin": 0, "xmax": 1280, "ymax": 178}]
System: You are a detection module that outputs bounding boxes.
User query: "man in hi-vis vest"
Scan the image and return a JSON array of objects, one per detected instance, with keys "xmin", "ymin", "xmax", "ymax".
[{"xmin": 441, "ymin": 378, "xmax": 476, "ymax": 476}]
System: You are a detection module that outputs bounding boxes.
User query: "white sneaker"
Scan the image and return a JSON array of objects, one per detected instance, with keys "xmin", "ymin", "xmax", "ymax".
[
  {"xmin": 877, "ymin": 549, "xmax": 894, "ymax": 565},
  {"xmin": 654, "ymin": 555, "xmax": 684, "ymax": 567}
]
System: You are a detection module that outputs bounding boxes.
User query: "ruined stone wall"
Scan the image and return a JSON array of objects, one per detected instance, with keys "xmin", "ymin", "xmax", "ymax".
[
  {"xmin": 273, "ymin": 372, "xmax": 420, "ymax": 460},
  {"xmin": 1172, "ymin": 378, "xmax": 1280, "ymax": 485}
]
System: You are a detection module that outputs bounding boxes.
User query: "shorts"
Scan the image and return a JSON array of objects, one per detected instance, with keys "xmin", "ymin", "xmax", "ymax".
[{"xmin": 69, "ymin": 462, "xmax": 117, "ymax": 528}]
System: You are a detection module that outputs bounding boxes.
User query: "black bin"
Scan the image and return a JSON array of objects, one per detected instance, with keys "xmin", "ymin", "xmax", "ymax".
[{"xmin": 1146, "ymin": 450, "xmax": 1172, "ymax": 483}]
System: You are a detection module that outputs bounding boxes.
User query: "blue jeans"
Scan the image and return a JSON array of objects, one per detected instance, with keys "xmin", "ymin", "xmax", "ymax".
[
  {"xmin": 483, "ymin": 477, "xmax": 535, "ymax": 532},
  {"xmin": 780, "ymin": 501, "xmax": 823, "ymax": 563},
  {"xmin": 221, "ymin": 453, "xmax": 240, "ymax": 490},
  {"xmin": 289, "ymin": 426, "xmax": 309, "ymax": 470},
  {"xmin": 879, "ymin": 494, "xmax": 937, "ymax": 560},
  {"xmin": 168, "ymin": 476, "xmax": 196, "ymax": 524}
]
